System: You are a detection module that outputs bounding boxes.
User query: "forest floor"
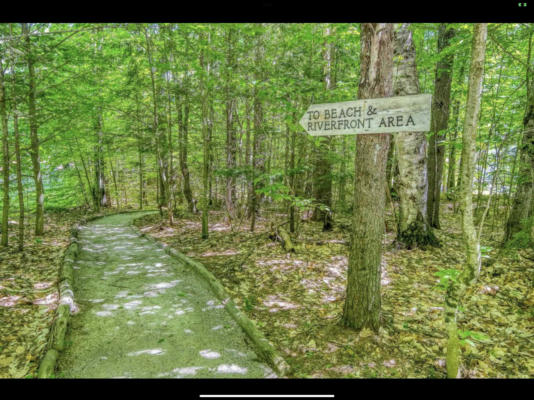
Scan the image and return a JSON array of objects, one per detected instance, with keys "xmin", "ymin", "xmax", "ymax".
[
  {"xmin": 0, "ymin": 201, "xmax": 532, "ymax": 378},
  {"xmin": 0, "ymin": 207, "xmax": 135, "ymax": 378},
  {"xmin": 134, "ymin": 202, "xmax": 534, "ymax": 378},
  {"xmin": 0, "ymin": 208, "xmax": 86, "ymax": 378}
]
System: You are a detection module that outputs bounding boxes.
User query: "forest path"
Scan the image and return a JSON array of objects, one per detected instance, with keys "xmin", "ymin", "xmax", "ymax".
[{"xmin": 56, "ymin": 211, "xmax": 275, "ymax": 378}]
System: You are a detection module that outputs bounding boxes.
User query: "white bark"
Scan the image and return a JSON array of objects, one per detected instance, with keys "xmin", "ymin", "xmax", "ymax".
[
  {"xmin": 392, "ymin": 24, "xmax": 435, "ymax": 247},
  {"xmin": 460, "ymin": 23, "xmax": 486, "ymax": 282}
]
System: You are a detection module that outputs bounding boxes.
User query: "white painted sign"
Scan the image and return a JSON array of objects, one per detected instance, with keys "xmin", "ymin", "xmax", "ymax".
[{"xmin": 300, "ymin": 94, "xmax": 432, "ymax": 136}]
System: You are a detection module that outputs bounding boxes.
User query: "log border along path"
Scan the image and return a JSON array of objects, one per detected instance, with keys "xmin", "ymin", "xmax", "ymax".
[{"xmin": 46, "ymin": 211, "xmax": 288, "ymax": 378}]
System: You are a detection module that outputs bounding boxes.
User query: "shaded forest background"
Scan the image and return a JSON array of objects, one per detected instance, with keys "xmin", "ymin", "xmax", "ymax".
[{"xmin": 0, "ymin": 23, "xmax": 532, "ymax": 247}]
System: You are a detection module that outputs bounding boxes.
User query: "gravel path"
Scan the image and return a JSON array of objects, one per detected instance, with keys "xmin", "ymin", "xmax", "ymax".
[{"xmin": 57, "ymin": 212, "xmax": 275, "ymax": 378}]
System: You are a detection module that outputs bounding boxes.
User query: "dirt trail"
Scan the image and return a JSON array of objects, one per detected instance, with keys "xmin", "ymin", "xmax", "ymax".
[{"xmin": 57, "ymin": 212, "xmax": 275, "ymax": 378}]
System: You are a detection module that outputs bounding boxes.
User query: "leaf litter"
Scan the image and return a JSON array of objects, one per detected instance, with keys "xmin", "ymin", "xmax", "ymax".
[{"xmin": 135, "ymin": 204, "xmax": 533, "ymax": 378}]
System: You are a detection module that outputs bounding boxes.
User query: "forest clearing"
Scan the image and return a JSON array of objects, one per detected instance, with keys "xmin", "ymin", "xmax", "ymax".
[{"xmin": 0, "ymin": 22, "xmax": 533, "ymax": 379}]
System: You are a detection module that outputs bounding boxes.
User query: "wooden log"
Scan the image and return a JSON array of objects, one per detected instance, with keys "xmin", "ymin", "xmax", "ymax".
[
  {"xmin": 60, "ymin": 255, "xmax": 74, "ymax": 286},
  {"xmin": 59, "ymin": 279, "xmax": 76, "ymax": 313},
  {"xmin": 37, "ymin": 211, "xmax": 125, "ymax": 378},
  {"xmin": 71, "ymin": 242, "xmax": 79, "ymax": 258},
  {"xmin": 166, "ymin": 247, "xmax": 290, "ymax": 376},
  {"xmin": 51, "ymin": 304, "xmax": 70, "ymax": 351},
  {"xmin": 135, "ymin": 229, "xmax": 290, "ymax": 376},
  {"xmin": 277, "ymin": 226, "xmax": 295, "ymax": 252},
  {"xmin": 134, "ymin": 217, "xmax": 291, "ymax": 375},
  {"xmin": 37, "ymin": 349, "xmax": 58, "ymax": 378}
]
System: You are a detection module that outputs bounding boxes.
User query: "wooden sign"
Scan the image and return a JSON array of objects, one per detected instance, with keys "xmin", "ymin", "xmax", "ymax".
[{"xmin": 300, "ymin": 94, "xmax": 432, "ymax": 136}]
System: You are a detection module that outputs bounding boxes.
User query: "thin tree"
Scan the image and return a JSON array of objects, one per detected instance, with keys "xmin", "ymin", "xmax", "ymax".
[
  {"xmin": 144, "ymin": 26, "xmax": 168, "ymax": 216},
  {"xmin": 173, "ymin": 30, "xmax": 195, "ymax": 213},
  {"xmin": 225, "ymin": 26, "xmax": 238, "ymax": 222},
  {"xmin": 312, "ymin": 25, "xmax": 335, "ymax": 231},
  {"xmin": 22, "ymin": 23, "xmax": 44, "ymax": 235},
  {"xmin": 250, "ymin": 26, "xmax": 266, "ymax": 232},
  {"xmin": 427, "ymin": 24, "xmax": 456, "ymax": 229},
  {"xmin": 200, "ymin": 29, "xmax": 210, "ymax": 239},
  {"xmin": 445, "ymin": 23, "xmax": 487, "ymax": 378},
  {"xmin": 446, "ymin": 57, "xmax": 467, "ymax": 200},
  {"xmin": 9, "ymin": 25, "xmax": 25, "ymax": 251},
  {"xmin": 0, "ymin": 49, "xmax": 9, "ymax": 246}
]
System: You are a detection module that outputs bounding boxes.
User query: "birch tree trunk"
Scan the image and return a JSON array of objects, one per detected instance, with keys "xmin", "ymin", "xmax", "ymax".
[
  {"xmin": 459, "ymin": 24, "xmax": 486, "ymax": 283},
  {"xmin": 342, "ymin": 23, "xmax": 394, "ymax": 332},
  {"xmin": 392, "ymin": 23, "xmax": 438, "ymax": 248},
  {"xmin": 445, "ymin": 23, "xmax": 487, "ymax": 379}
]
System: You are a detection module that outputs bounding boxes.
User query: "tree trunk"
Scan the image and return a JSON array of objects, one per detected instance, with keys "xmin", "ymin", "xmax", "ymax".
[
  {"xmin": 385, "ymin": 137, "xmax": 396, "ymax": 199},
  {"xmin": 75, "ymin": 136, "xmax": 94, "ymax": 203},
  {"xmin": 427, "ymin": 24, "xmax": 456, "ymax": 229},
  {"xmin": 224, "ymin": 28, "xmax": 238, "ymax": 221},
  {"xmin": 93, "ymin": 112, "xmax": 108, "ymax": 210},
  {"xmin": 392, "ymin": 23, "xmax": 438, "ymax": 249},
  {"xmin": 446, "ymin": 23, "xmax": 487, "ymax": 379},
  {"xmin": 108, "ymin": 155, "xmax": 120, "ymax": 210},
  {"xmin": 23, "ymin": 23, "xmax": 44, "ymax": 236},
  {"xmin": 475, "ymin": 54, "xmax": 504, "ymax": 217},
  {"xmin": 504, "ymin": 45, "xmax": 534, "ymax": 245},
  {"xmin": 165, "ymin": 68, "xmax": 175, "ymax": 224},
  {"xmin": 135, "ymin": 94, "xmax": 144, "ymax": 210},
  {"xmin": 342, "ymin": 23, "xmax": 394, "ymax": 332},
  {"xmin": 0, "ymin": 55, "xmax": 9, "ymax": 247},
  {"xmin": 446, "ymin": 98, "xmax": 461, "ymax": 199},
  {"xmin": 68, "ymin": 141, "xmax": 89, "ymax": 208},
  {"xmin": 200, "ymin": 32, "xmax": 210, "ymax": 239},
  {"xmin": 289, "ymin": 110, "xmax": 297, "ymax": 233},
  {"xmin": 9, "ymin": 25, "xmax": 24, "ymax": 251},
  {"xmin": 244, "ymin": 97, "xmax": 252, "ymax": 218},
  {"xmin": 250, "ymin": 28, "xmax": 266, "ymax": 233},
  {"xmin": 145, "ymin": 27, "xmax": 168, "ymax": 216},
  {"xmin": 312, "ymin": 25, "xmax": 335, "ymax": 231},
  {"xmin": 459, "ymin": 23, "xmax": 486, "ymax": 283},
  {"xmin": 447, "ymin": 54, "xmax": 468, "ymax": 204},
  {"xmin": 338, "ymin": 136, "xmax": 348, "ymax": 209},
  {"xmin": 210, "ymin": 95, "xmax": 217, "ymax": 208},
  {"xmin": 175, "ymin": 33, "xmax": 194, "ymax": 214},
  {"xmin": 13, "ymin": 109, "xmax": 24, "ymax": 251}
]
